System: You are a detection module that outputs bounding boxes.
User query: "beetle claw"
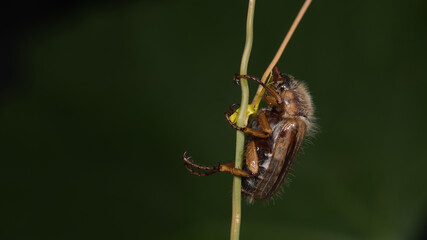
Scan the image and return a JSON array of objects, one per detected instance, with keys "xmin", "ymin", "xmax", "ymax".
[
  {"xmin": 228, "ymin": 103, "xmax": 240, "ymax": 113},
  {"xmin": 233, "ymin": 74, "xmax": 241, "ymax": 85},
  {"xmin": 182, "ymin": 151, "xmax": 220, "ymax": 176}
]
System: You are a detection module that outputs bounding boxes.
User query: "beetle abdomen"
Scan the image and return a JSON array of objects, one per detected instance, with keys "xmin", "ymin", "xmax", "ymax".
[{"xmin": 242, "ymin": 115, "xmax": 307, "ymax": 201}]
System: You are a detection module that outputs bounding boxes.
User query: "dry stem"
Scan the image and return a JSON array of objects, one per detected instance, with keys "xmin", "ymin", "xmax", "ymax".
[{"xmin": 251, "ymin": 0, "xmax": 312, "ymax": 106}]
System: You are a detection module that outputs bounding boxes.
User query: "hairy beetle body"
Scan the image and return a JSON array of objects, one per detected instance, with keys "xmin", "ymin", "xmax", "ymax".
[{"xmin": 183, "ymin": 67, "xmax": 314, "ymax": 201}]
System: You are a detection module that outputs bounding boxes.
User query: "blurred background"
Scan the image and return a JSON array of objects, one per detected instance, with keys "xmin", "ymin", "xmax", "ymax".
[{"xmin": 1, "ymin": 0, "xmax": 427, "ymax": 239}]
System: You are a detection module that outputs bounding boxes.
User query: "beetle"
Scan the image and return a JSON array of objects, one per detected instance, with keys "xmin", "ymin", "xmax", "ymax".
[{"xmin": 183, "ymin": 66, "xmax": 314, "ymax": 202}]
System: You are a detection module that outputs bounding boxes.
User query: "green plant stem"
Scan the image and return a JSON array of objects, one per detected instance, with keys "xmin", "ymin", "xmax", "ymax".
[{"xmin": 230, "ymin": 1, "xmax": 255, "ymax": 240}]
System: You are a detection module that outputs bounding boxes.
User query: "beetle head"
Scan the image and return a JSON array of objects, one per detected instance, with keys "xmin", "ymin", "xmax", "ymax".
[{"xmin": 271, "ymin": 66, "xmax": 296, "ymax": 92}]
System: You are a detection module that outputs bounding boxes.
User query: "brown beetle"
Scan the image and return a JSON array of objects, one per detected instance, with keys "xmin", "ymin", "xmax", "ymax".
[{"xmin": 183, "ymin": 66, "xmax": 314, "ymax": 202}]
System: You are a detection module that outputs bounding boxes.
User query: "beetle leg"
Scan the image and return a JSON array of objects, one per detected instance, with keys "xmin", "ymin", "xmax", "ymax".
[
  {"xmin": 183, "ymin": 152, "xmax": 253, "ymax": 177},
  {"xmin": 234, "ymin": 74, "xmax": 282, "ymax": 105},
  {"xmin": 225, "ymin": 108, "xmax": 272, "ymax": 138},
  {"xmin": 263, "ymin": 95, "xmax": 280, "ymax": 108},
  {"xmin": 245, "ymin": 140, "xmax": 259, "ymax": 175},
  {"xmin": 219, "ymin": 162, "xmax": 253, "ymax": 177},
  {"xmin": 183, "ymin": 151, "xmax": 219, "ymax": 176},
  {"xmin": 256, "ymin": 111, "xmax": 273, "ymax": 136}
]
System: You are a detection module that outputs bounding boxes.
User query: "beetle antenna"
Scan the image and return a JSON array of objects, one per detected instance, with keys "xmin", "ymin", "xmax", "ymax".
[{"xmin": 251, "ymin": 0, "xmax": 312, "ymax": 106}]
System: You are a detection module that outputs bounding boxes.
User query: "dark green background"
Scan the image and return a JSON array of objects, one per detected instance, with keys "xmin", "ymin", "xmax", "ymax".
[{"xmin": 1, "ymin": 0, "xmax": 427, "ymax": 239}]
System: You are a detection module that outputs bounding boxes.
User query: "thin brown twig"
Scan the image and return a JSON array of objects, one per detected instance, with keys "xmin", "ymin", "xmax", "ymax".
[{"xmin": 250, "ymin": 0, "xmax": 312, "ymax": 107}]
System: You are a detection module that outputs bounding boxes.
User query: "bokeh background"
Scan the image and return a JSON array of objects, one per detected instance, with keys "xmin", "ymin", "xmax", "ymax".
[{"xmin": 1, "ymin": 0, "xmax": 427, "ymax": 239}]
